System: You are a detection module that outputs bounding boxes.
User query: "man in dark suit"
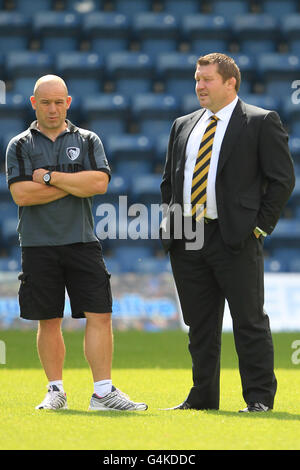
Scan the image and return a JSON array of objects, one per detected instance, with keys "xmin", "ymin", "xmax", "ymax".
[{"xmin": 160, "ymin": 53, "xmax": 295, "ymax": 412}]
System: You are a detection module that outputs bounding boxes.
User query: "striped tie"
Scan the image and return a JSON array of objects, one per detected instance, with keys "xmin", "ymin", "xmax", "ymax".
[{"xmin": 191, "ymin": 115, "xmax": 219, "ymax": 221}]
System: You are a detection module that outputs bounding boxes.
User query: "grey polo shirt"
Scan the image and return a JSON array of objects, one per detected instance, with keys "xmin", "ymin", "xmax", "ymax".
[{"xmin": 5, "ymin": 120, "xmax": 111, "ymax": 247}]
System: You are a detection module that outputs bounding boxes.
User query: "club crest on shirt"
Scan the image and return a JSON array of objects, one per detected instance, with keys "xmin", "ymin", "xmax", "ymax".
[{"xmin": 66, "ymin": 147, "xmax": 80, "ymax": 160}]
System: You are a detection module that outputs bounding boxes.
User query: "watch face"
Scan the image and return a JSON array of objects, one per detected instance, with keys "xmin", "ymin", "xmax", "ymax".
[{"xmin": 43, "ymin": 173, "xmax": 50, "ymax": 183}]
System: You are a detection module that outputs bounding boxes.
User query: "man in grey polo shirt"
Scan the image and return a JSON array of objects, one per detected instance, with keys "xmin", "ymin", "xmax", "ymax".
[{"xmin": 6, "ymin": 75, "xmax": 147, "ymax": 412}]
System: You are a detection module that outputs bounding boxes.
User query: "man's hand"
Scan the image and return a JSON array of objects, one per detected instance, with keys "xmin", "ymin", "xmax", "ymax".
[
  {"xmin": 253, "ymin": 228, "xmax": 261, "ymax": 239},
  {"xmin": 33, "ymin": 168, "xmax": 48, "ymax": 184}
]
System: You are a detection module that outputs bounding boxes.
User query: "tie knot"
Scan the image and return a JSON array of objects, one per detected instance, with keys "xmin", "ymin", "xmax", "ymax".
[{"xmin": 211, "ymin": 115, "xmax": 218, "ymax": 122}]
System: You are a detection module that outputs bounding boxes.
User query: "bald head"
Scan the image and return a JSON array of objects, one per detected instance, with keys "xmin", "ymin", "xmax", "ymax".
[
  {"xmin": 33, "ymin": 75, "xmax": 69, "ymax": 98},
  {"xmin": 30, "ymin": 75, "xmax": 72, "ymax": 139}
]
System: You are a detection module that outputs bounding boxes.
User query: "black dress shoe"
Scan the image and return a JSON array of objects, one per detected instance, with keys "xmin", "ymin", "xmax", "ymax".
[
  {"xmin": 162, "ymin": 400, "xmax": 194, "ymax": 410},
  {"xmin": 239, "ymin": 402, "xmax": 270, "ymax": 413}
]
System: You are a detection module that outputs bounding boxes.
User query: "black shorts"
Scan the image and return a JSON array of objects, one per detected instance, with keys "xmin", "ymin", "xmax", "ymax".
[{"xmin": 18, "ymin": 242, "xmax": 112, "ymax": 321}]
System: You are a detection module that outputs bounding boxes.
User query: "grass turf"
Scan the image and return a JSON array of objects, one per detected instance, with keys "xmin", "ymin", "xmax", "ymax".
[{"xmin": 0, "ymin": 330, "xmax": 300, "ymax": 450}]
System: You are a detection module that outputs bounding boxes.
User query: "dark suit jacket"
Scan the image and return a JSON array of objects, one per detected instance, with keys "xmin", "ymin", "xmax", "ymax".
[{"xmin": 160, "ymin": 98, "xmax": 295, "ymax": 252}]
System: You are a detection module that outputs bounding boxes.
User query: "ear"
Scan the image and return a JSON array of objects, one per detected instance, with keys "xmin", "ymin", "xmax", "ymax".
[
  {"xmin": 227, "ymin": 77, "xmax": 236, "ymax": 90},
  {"xmin": 30, "ymin": 95, "xmax": 36, "ymax": 110},
  {"xmin": 66, "ymin": 96, "xmax": 72, "ymax": 109}
]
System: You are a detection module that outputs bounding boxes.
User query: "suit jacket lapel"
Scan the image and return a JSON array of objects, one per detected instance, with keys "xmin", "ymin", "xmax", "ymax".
[{"xmin": 217, "ymin": 99, "xmax": 247, "ymax": 177}]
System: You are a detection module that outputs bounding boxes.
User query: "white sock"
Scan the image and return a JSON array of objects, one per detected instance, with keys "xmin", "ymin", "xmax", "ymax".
[
  {"xmin": 94, "ymin": 379, "xmax": 112, "ymax": 397},
  {"xmin": 48, "ymin": 380, "xmax": 64, "ymax": 393}
]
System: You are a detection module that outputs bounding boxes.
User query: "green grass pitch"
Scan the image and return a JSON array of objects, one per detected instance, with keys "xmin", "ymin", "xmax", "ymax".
[{"xmin": 0, "ymin": 329, "xmax": 300, "ymax": 450}]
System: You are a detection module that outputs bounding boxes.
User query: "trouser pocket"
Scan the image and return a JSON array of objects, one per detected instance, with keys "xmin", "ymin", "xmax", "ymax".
[{"xmin": 18, "ymin": 272, "xmax": 33, "ymax": 315}]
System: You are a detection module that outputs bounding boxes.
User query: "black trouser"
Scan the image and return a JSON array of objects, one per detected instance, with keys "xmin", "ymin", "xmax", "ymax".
[{"xmin": 170, "ymin": 220, "xmax": 277, "ymax": 409}]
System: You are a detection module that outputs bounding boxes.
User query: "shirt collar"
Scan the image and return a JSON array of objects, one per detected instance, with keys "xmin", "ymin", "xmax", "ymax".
[
  {"xmin": 205, "ymin": 95, "xmax": 239, "ymax": 122},
  {"xmin": 29, "ymin": 119, "xmax": 78, "ymax": 134}
]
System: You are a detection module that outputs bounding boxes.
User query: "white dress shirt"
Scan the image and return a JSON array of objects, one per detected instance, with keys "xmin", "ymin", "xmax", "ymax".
[{"xmin": 183, "ymin": 95, "xmax": 239, "ymax": 218}]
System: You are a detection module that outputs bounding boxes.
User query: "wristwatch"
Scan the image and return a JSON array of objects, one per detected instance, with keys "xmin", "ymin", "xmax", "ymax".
[{"xmin": 43, "ymin": 171, "xmax": 52, "ymax": 185}]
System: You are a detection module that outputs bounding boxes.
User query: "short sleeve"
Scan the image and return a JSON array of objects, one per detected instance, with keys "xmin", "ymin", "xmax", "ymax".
[
  {"xmin": 5, "ymin": 134, "xmax": 33, "ymax": 187},
  {"xmin": 84, "ymin": 132, "xmax": 111, "ymax": 181}
]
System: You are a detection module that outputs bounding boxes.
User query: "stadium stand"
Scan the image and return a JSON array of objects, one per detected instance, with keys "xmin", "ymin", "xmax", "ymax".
[{"xmin": 0, "ymin": 0, "xmax": 299, "ymax": 273}]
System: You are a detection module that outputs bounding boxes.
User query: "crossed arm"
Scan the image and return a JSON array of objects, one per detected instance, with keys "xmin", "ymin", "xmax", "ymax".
[{"xmin": 10, "ymin": 169, "xmax": 109, "ymax": 207}]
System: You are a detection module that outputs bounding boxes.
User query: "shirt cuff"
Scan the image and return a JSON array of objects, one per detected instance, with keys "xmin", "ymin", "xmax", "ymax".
[{"xmin": 255, "ymin": 226, "xmax": 267, "ymax": 237}]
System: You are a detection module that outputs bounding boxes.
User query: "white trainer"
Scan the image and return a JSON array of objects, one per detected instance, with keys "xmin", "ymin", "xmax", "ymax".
[
  {"xmin": 35, "ymin": 384, "xmax": 68, "ymax": 410},
  {"xmin": 88, "ymin": 386, "xmax": 148, "ymax": 411}
]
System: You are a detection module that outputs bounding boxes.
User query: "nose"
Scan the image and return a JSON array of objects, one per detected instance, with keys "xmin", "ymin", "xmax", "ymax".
[{"xmin": 48, "ymin": 102, "xmax": 57, "ymax": 113}]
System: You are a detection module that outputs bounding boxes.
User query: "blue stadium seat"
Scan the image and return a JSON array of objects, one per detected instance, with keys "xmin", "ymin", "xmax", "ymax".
[
  {"xmin": 90, "ymin": 38, "xmax": 128, "ymax": 55},
  {"xmin": 262, "ymin": 0, "xmax": 298, "ymax": 20},
  {"xmin": 157, "ymin": 52, "xmax": 198, "ymax": 79},
  {"xmin": 88, "ymin": 119, "xmax": 126, "ymax": 140},
  {"xmin": 114, "ymin": 78, "xmax": 153, "ymax": 99},
  {"xmin": 0, "ymin": 92, "xmax": 30, "ymax": 119},
  {"xmin": 240, "ymin": 94, "xmax": 281, "ymax": 114},
  {"xmin": 182, "ymin": 14, "xmax": 231, "ymax": 41},
  {"xmin": 232, "ymin": 14, "xmax": 278, "ymax": 39},
  {"xmin": 288, "ymin": 258, "xmax": 300, "ymax": 272},
  {"xmin": 164, "ymin": 0, "xmax": 200, "ymax": 16},
  {"xmin": 270, "ymin": 219, "xmax": 300, "ymax": 240},
  {"xmin": 181, "ymin": 94, "xmax": 200, "ymax": 115},
  {"xmin": 106, "ymin": 51, "xmax": 154, "ymax": 78},
  {"xmin": 105, "ymin": 134, "xmax": 153, "ymax": 162},
  {"xmin": 1, "ymin": 217, "xmax": 18, "ymax": 247},
  {"xmin": 240, "ymin": 39, "xmax": 276, "ymax": 55},
  {"xmin": 107, "ymin": 52, "xmax": 154, "ymax": 97},
  {"xmin": 56, "ymin": 52, "xmax": 103, "ymax": 98},
  {"xmin": 135, "ymin": 257, "xmax": 171, "ymax": 274},
  {"xmin": 0, "ymin": 257, "xmax": 21, "ymax": 272},
  {"xmin": 12, "ymin": 78, "xmax": 37, "ymax": 96},
  {"xmin": 82, "ymin": 12, "xmax": 129, "ymax": 48},
  {"xmin": 264, "ymin": 80, "xmax": 294, "ymax": 99},
  {"xmin": 131, "ymin": 174, "xmax": 162, "ymax": 205},
  {"xmin": 132, "ymin": 93, "xmax": 179, "ymax": 120},
  {"xmin": 132, "ymin": 13, "xmax": 178, "ymax": 39},
  {"xmin": 6, "ymin": 52, "xmax": 53, "ymax": 79},
  {"xmin": 257, "ymin": 53, "xmax": 300, "ymax": 82},
  {"xmin": 82, "ymin": 94, "xmax": 129, "ymax": 128},
  {"xmin": 291, "ymin": 121, "xmax": 300, "ymax": 135},
  {"xmin": 289, "ymin": 40, "xmax": 300, "ymax": 55},
  {"xmin": 272, "ymin": 248, "xmax": 300, "ymax": 269},
  {"xmin": 139, "ymin": 119, "xmax": 173, "ymax": 140},
  {"xmin": 264, "ymin": 257, "xmax": 289, "ymax": 273},
  {"xmin": 56, "ymin": 51, "xmax": 103, "ymax": 78},
  {"xmin": 15, "ymin": 0, "xmax": 53, "ymax": 14},
  {"xmin": 67, "ymin": 78, "xmax": 101, "ymax": 98},
  {"xmin": 114, "ymin": 246, "xmax": 154, "ymax": 272},
  {"xmin": 0, "ymin": 118, "xmax": 26, "ymax": 136},
  {"xmin": 83, "ymin": 11, "xmax": 129, "ymax": 54},
  {"xmin": 115, "ymin": 160, "xmax": 153, "ymax": 182},
  {"xmin": 282, "ymin": 98, "xmax": 300, "ymax": 124},
  {"xmin": 191, "ymin": 39, "xmax": 228, "ymax": 55},
  {"xmin": 32, "ymin": 12, "xmax": 81, "ymax": 52},
  {"xmin": 141, "ymin": 39, "xmax": 178, "ymax": 58},
  {"xmin": 164, "ymin": 78, "xmax": 195, "ymax": 97},
  {"xmin": 281, "ymin": 14, "xmax": 300, "ymax": 40},
  {"xmin": 228, "ymin": 53, "xmax": 255, "ymax": 81},
  {"xmin": 212, "ymin": 0, "xmax": 249, "ymax": 20},
  {"xmin": 103, "ymin": 256, "xmax": 122, "ymax": 274},
  {"xmin": 65, "ymin": 0, "xmax": 103, "ymax": 13},
  {"xmin": 0, "ymin": 12, "xmax": 31, "ymax": 52},
  {"xmin": 95, "ymin": 173, "xmax": 129, "ymax": 200},
  {"xmin": 115, "ymin": 0, "xmax": 151, "ymax": 15}
]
